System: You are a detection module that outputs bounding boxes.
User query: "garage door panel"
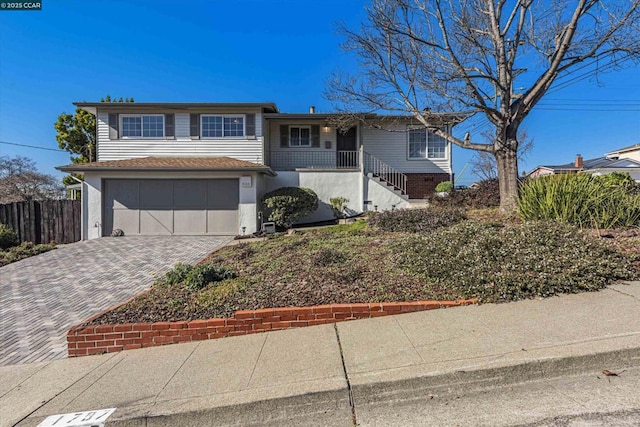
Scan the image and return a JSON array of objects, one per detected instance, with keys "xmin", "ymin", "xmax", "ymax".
[
  {"xmin": 140, "ymin": 180, "xmax": 173, "ymax": 207},
  {"xmin": 207, "ymin": 180, "xmax": 239, "ymax": 209},
  {"xmin": 140, "ymin": 210, "xmax": 173, "ymax": 235},
  {"xmin": 207, "ymin": 210, "xmax": 238, "ymax": 234},
  {"xmin": 111, "ymin": 209, "xmax": 140, "ymax": 235},
  {"xmin": 174, "ymin": 180, "xmax": 207, "ymax": 208},
  {"xmin": 106, "ymin": 180, "xmax": 139, "ymax": 209},
  {"xmin": 174, "ymin": 210, "xmax": 207, "ymax": 234},
  {"xmin": 104, "ymin": 178, "xmax": 238, "ymax": 236}
]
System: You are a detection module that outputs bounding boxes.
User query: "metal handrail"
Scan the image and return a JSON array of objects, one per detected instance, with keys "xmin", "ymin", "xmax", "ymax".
[{"xmin": 363, "ymin": 151, "xmax": 408, "ymax": 195}]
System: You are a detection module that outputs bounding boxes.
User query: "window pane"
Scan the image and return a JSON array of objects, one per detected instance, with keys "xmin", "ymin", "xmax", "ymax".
[
  {"xmin": 300, "ymin": 128, "xmax": 310, "ymax": 146},
  {"xmin": 202, "ymin": 116, "xmax": 222, "ymax": 137},
  {"xmin": 142, "ymin": 116, "xmax": 163, "ymax": 137},
  {"xmin": 122, "ymin": 117, "xmax": 142, "ymax": 137},
  {"xmin": 427, "ymin": 132, "xmax": 446, "ymax": 159},
  {"xmin": 408, "ymin": 129, "xmax": 426, "ymax": 158},
  {"xmin": 224, "ymin": 116, "xmax": 244, "ymax": 137},
  {"xmin": 290, "ymin": 127, "xmax": 300, "ymax": 146}
]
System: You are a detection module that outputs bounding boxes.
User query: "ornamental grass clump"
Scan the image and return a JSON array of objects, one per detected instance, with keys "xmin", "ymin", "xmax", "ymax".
[
  {"xmin": 369, "ymin": 207, "xmax": 466, "ymax": 233},
  {"xmin": 393, "ymin": 221, "xmax": 634, "ymax": 303},
  {"xmin": 518, "ymin": 174, "xmax": 640, "ymax": 228}
]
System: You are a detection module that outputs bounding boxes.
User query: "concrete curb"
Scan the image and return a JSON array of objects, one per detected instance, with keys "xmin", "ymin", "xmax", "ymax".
[
  {"xmin": 351, "ymin": 347, "xmax": 640, "ymax": 407},
  {"xmin": 20, "ymin": 386, "xmax": 353, "ymax": 427}
]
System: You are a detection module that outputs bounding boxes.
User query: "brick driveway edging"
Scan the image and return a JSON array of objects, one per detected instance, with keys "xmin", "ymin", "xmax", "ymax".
[{"xmin": 68, "ymin": 299, "xmax": 478, "ymax": 357}]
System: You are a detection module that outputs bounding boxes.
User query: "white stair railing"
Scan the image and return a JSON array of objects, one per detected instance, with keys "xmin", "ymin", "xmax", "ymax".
[{"xmin": 363, "ymin": 151, "xmax": 408, "ymax": 195}]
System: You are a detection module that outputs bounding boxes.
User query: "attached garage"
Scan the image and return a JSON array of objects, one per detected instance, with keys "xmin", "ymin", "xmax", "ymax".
[
  {"xmin": 58, "ymin": 156, "xmax": 276, "ymax": 240},
  {"xmin": 103, "ymin": 179, "xmax": 239, "ymax": 236}
]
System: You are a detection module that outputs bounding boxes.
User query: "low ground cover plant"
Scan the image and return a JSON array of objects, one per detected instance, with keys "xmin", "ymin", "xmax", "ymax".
[
  {"xmin": 518, "ymin": 174, "xmax": 640, "ymax": 228},
  {"xmin": 89, "ymin": 216, "xmax": 637, "ymax": 325},
  {"xmin": 0, "ymin": 241, "xmax": 56, "ymax": 267},
  {"xmin": 393, "ymin": 221, "xmax": 634, "ymax": 303},
  {"xmin": 369, "ymin": 207, "xmax": 466, "ymax": 233}
]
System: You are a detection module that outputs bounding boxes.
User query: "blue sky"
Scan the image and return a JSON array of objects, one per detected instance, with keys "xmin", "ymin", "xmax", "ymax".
[{"xmin": 0, "ymin": 0, "xmax": 638, "ymax": 186}]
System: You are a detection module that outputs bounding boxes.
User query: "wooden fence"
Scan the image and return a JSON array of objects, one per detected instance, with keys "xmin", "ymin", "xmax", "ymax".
[{"xmin": 0, "ymin": 200, "xmax": 81, "ymax": 244}]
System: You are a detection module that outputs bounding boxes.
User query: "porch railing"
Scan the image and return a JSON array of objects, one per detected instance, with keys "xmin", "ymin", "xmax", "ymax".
[
  {"xmin": 269, "ymin": 150, "xmax": 359, "ymax": 170},
  {"xmin": 363, "ymin": 151, "xmax": 408, "ymax": 195}
]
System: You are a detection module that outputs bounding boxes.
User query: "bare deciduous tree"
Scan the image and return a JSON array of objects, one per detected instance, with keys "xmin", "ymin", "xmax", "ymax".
[
  {"xmin": 0, "ymin": 156, "xmax": 64, "ymax": 203},
  {"xmin": 327, "ymin": 0, "xmax": 640, "ymax": 211}
]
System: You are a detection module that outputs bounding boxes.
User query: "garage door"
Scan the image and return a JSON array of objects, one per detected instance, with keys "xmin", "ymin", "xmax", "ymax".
[{"xmin": 104, "ymin": 179, "xmax": 239, "ymax": 236}]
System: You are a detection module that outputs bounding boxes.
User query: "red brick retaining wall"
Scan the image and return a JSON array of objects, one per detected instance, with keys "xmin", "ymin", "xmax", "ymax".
[{"xmin": 67, "ymin": 299, "xmax": 477, "ymax": 357}]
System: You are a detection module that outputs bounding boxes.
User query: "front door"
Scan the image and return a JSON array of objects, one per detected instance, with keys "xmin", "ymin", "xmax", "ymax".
[{"xmin": 336, "ymin": 127, "xmax": 358, "ymax": 168}]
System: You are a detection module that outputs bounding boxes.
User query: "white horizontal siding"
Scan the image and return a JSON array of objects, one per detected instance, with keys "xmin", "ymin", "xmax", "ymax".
[
  {"xmin": 97, "ymin": 109, "xmax": 264, "ymax": 163},
  {"xmin": 362, "ymin": 125, "xmax": 451, "ymax": 174},
  {"xmin": 98, "ymin": 138, "xmax": 264, "ymax": 163}
]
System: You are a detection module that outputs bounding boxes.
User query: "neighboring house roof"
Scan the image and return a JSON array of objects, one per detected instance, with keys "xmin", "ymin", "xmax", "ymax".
[
  {"xmin": 74, "ymin": 102, "xmax": 280, "ymax": 114},
  {"xmin": 606, "ymin": 143, "xmax": 640, "ymax": 157},
  {"xmin": 56, "ymin": 156, "xmax": 277, "ymax": 176},
  {"xmin": 532, "ymin": 156, "xmax": 640, "ymax": 175}
]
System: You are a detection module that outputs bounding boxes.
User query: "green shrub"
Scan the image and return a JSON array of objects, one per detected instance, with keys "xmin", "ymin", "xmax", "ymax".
[
  {"xmin": 262, "ymin": 187, "xmax": 319, "ymax": 228},
  {"xmin": 393, "ymin": 221, "xmax": 634, "ymax": 303},
  {"xmin": 518, "ymin": 174, "xmax": 640, "ymax": 228},
  {"xmin": 157, "ymin": 262, "xmax": 194, "ymax": 286},
  {"xmin": 435, "ymin": 181, "xmax": 453, "ymax": 193},
  {"xmin": 184, "ymin": 264, "xmax": 236, "ymax": 291},
  {"xmin": 0, "ymin": 224, "xmax": 19, "ymax": 250},
  {"xmin": 157, "ymin": 263, "xmax": 236, "ymax": 291},
  {"xmin": 369, "ymin": 207, "xmax": 466, "ymax": 233}
]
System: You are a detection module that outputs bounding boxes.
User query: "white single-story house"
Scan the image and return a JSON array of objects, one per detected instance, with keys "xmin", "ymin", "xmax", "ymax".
[
  {"xmin": 58, "ymin": 102, "xmax": 462, "ymax": 239},
  {"xmin": 528, "ymin": 145, "xmax": 640, "ymax": 182}
]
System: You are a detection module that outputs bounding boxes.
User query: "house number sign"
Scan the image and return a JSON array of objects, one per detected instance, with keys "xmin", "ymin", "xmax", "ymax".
[{"xmin": 37, "ymin": 408, "xmax": 117, "ymax": 427}]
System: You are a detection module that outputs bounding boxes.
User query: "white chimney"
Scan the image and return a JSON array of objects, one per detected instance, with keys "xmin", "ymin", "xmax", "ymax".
[{"xmin": 309, "ymin": 106, "xmax": 316, "ymax": 114}]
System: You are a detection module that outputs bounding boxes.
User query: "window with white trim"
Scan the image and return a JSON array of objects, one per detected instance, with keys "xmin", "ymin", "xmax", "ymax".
[
  {"xmin": 408, "ymin": 129, "xmax": 447, "ymax": 159},
  {"xmin": 290, "ymin": 126, "xmax": 311, "ymax": 147},
  {"xmin": 201, "ymin": 115, "xmax": 245, "ymax": 137},
  {"xmin": 121, "ymin": 115, "xmax": 164, "ymax": 138}
]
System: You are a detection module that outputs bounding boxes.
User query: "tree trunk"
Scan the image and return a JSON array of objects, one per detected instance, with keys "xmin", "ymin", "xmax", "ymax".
[{"xmin": 495, "ymin": 147, "xmax": 519, "ymax": 213}]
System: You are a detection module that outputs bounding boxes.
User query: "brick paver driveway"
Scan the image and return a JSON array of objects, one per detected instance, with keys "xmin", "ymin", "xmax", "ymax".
[{"xmin": 0, "ymin": 236, "xmax": 231, "ymax": 366}]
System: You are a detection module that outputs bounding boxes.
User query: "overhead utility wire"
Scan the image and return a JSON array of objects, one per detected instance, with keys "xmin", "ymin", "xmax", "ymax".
[{"xmin": 0, "ymin": 140, "xmax": 66, "ymax": 153}]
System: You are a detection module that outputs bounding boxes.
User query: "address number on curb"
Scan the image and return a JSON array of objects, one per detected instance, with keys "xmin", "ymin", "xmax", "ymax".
[{"xmin": 37, "ymin": 408, "xmax": 117, "ymax": 427}]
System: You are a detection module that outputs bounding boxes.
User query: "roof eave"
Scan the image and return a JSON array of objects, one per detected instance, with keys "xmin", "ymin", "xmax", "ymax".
[
  {"xmin": 56, "ymin": 165, "xmax": 277, "ymax": 177},
  {"xmin": 73, "ymin": 102, "xmax": 280, "ymax": 114}
]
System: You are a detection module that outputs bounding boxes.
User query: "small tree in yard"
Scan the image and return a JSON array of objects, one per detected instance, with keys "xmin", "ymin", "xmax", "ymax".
[
  {"xmin": 328, "ymin": 0, "xmax": 640, "ymax": 212},
  {"xmin": 262, "ymin": 187, "xmax": 319, "ymax": 229},
  {"xmin": 55, "ymin": 95, "xmax": 134, "ymax": 186}
]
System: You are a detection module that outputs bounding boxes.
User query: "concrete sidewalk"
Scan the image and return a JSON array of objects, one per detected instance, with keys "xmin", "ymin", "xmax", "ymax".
[{"xmin": 2, "ymin": 282, "xmax": 639, "ymax": 427}]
